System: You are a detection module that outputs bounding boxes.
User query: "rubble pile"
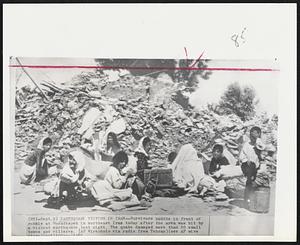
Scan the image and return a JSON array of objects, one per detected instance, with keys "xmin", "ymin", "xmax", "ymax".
[
  {"xmin": 14, "ymin": 71, "xmax": 278, "ymax": 175},
  {"xmin": 15, "ymin": 88, "xmax": 89, "ymax": 170}
]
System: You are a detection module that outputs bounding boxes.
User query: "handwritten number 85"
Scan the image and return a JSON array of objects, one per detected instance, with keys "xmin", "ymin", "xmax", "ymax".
[{"xmin": 231, "ymin": 28, "xmax": 246, "ymax": 47}]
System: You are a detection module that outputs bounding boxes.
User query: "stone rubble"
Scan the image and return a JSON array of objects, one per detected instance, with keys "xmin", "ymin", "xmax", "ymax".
[{"xmin": 14, "ymin": 71, "xmax": 278, "ymax": 179}]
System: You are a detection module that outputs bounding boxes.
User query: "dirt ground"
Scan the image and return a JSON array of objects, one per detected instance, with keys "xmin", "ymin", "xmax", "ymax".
[{"xmin": 12, "ymin": 173, "xmax": 275, "ymax": 217}]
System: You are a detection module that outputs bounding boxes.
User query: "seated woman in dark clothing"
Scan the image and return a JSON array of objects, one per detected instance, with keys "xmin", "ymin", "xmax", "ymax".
[
  {"xmin": 209, "ymin": 144, "xmax": 230, "ymax": 175},
  {"xmin": 134, "ymin": 136, "xmax": 152, "ymax": 182},
  {"xmin": 124, "ymin": 136, "xmax": 156, "ymax": 201},
  {"xmin": 19, "ymin": 137, "xmax": 53, "ymax": 184}
]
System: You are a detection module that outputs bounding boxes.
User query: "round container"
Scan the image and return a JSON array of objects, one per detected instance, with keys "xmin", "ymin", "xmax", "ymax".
[{"xmin": 248, "ymin": 186, "xmax": 271, "ymax": 213}]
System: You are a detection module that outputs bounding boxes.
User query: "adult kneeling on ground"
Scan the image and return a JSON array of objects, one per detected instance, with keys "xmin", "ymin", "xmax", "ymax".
[{"xmin": 19, "ymin": 136, "xmax": 53, "ymax": 185}]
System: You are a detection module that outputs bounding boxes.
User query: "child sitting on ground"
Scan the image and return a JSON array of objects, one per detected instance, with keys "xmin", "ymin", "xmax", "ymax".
[
  {"xmin": 209, "ymin": 144, "xmax": 230, "ymax": 176},
  {"xmin": 105, "ymin": 151, "xmax": 133, "ymax": 189}
]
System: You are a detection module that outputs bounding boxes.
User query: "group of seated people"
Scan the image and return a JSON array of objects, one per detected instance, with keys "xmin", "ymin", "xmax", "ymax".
[{"xmin": 19, "ymin": 125, "xmax": 272, "ymax": 210}]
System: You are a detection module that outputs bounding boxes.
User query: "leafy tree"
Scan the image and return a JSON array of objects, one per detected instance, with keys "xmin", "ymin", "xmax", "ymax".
[
  {"xmin": 218, "ymin": 82, "xmax": 258, "ymax": 121},
  {"xmin": 173, "ymin": 59, "xmax": 211, "ymax": 93}
]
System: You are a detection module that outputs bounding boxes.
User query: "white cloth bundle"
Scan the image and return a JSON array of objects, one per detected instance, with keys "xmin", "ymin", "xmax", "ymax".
[{"xmin": 214, "ymin": 165, "xmax": 243, "ymax": 179}]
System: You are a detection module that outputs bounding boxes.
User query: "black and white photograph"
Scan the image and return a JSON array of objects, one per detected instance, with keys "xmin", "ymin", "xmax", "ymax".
[
  {"xmin": 11, "ymin": 57, "xmax": 278, "ymax": 236},
  {"xmin": 3, "ymin": 3, "xmax": 296, "ymax": 242}
]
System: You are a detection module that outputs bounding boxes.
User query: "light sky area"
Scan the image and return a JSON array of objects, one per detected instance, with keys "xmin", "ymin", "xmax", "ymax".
[
  {"xmin": 189, "ymin": 60, "xmax": 279, "ymax": 115},
  {"xmin": 13, "ymin": 57, "xmax": 98, "ymax": 85},
  {"xmin": 13, "ymin": 58, "xmax": 278, "ymax": 116}
]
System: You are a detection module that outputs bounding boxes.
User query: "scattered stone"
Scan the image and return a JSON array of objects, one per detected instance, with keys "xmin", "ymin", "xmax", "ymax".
[{"xmin": 15, "ymin": 71, "xmax": 277, "ymax": 176}]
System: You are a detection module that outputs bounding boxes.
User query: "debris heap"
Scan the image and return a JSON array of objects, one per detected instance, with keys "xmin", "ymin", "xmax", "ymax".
[{"xmin": 14, "ymin": 71, "xmax": 278, "ymax": 177}]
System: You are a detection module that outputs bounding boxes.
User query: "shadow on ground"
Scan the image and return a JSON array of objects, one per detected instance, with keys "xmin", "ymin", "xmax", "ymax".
[{"xmin": 229, "ymin": 199, "xmax": 246, "ymax": 209}]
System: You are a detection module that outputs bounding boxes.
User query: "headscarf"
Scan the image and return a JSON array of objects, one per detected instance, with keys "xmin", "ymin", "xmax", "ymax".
[
  {"xmin": 37, "ymin": 136, "xmax": 52, "ymax": 150},
  {"xmin": 97, "ymin": 131, "xmax": 120, "ymax": 153},
  {"xmin": 36, "ymin": 136, "xmax": 52, "ymax": 169},
  {"xmin": 68, "ymin": 150, "xmax": 86, "ymax": 172},
  {"xmin": 172, "ymin": 144, "xmax": 200, "ymax": 173},
  {"xmin": 265, "ymin": 144, "xmax": 276, "ymax": 152},
  {"xmin": 20, "ymin": 137, "xmax": 52, "ymax": 184},
  {"xmin": 171, "ymin": 144, "xmax": 205, "ymax": 190},
  {"xmin": 255, "ymin": 138, "xmax": 266, "ymax": 151},
  {"xmin": 134, "ymin": 136, "xmax": 149, "ymax": 157},
  {"xmin": 106, "ymin": 132, "xmax": 121, "ymax": 149},
  {"xmin": 214, "ymin": 138, "xmax": 225, "ymax": 147}
]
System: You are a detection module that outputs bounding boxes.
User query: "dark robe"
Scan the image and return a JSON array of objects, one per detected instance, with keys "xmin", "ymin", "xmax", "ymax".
[
  {"xmin": 209, "ymin": 156, "xmax": 230, "ymax": 174},
  {"xmin": 134, "ymin": 152, "xmax": 151, "ymax": 182},
  {"xmin": 24, "ymin": 149, "xmax": 48, "ymax": 181}
]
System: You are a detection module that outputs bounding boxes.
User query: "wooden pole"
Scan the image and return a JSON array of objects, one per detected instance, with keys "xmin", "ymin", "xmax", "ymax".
[{"xmin": 15, "ymin": 57, "xmax": 48, "ymax": 100}]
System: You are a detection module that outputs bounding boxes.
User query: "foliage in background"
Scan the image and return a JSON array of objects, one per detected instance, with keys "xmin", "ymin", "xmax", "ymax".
[{"xmin": 217, "ymin": 82, "xmax": 259, "ymax": 121}]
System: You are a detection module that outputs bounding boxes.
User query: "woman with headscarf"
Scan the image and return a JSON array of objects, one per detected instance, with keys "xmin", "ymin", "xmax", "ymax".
[
  {"xmin": 171, "ymin": 144, "xmax": 227, "ymax": 198},
  {"xmin": 171, "ymin": 144, "xmax": 205, "ymax": 193},
  {"xmin": 47, "ymin": 150, "xmax": 95, "ymax": 208},
  {"xmin": 111, "ymin": 136, "xmax": 152, "ymax": 201},
  {"xmin": 19, "ymin": 136, "xmax": 53, "ymax": 185},
  {"xmin": 59, "ymin": 151, "xmax": 88, "ymax": 200},
  {"xmin": 98, "ymin": 132, "xmax": 122, "ymax": 162},
  {"xmin": 134, "ymin": 136, "xmax": 152, "ymax": 182}
]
